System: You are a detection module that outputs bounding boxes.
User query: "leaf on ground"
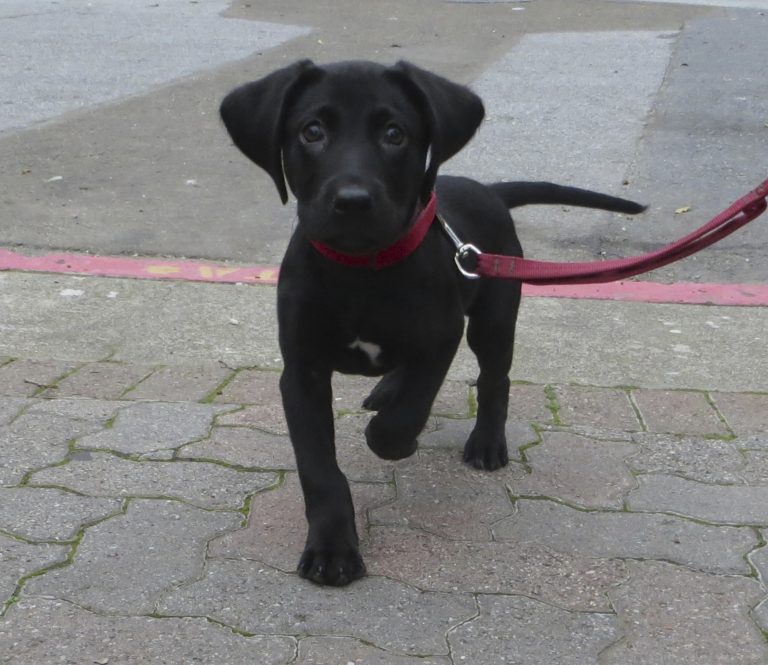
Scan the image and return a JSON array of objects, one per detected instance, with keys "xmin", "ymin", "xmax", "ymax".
[{"xmin": 675, "ymin": 206, "xmax": 692, "ymax": 214}]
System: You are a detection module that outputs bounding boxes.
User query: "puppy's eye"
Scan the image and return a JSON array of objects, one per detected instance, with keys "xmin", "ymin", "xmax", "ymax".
[
  {"xmin": 301, "ymin": 122, "xmax": 325, "ymax": 144},
  {"xmin": 382, "ymin": 124, "xmax": 406, "ymax": 146}
]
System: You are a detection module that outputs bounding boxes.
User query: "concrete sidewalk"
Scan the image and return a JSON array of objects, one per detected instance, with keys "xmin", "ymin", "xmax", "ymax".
[
  {"xmin": 1, "ymin": 0, "xmax": 768, "ymax": 662},
  {"xmin": 1, "ymin": 334, "xmax": 767, "ymax": 663}
]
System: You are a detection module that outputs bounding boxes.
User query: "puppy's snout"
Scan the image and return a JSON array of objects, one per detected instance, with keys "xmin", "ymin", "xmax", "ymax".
[{"xmin": 333, "ymin": 185, "xmax": 373, "ymax": 214}]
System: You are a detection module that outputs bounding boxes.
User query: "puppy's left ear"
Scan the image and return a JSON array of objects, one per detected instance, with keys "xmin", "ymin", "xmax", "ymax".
[
  {"xmin": 220, "ymin": 59, "xmax": 320, "ymax": 204},
  {"xmin": 388, "ymin": 61, "xmax": 484, "ymax": 201}
]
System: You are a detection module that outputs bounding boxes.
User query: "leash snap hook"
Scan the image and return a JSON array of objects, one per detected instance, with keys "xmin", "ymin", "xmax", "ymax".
[{"xmin": 455, "ymin": 243, "xmax": 481, "ymax": 279}]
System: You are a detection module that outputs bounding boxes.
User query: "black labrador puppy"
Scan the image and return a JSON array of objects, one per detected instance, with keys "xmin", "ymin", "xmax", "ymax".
[{"xmin": 221, "ymin": 60, "xmax": 644, "ymax": 586}]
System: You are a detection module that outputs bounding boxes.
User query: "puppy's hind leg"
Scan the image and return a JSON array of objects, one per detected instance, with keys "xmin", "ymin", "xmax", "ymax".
[{"xmin": 464, "ymin": 281, "xmax": 522, "ymax": 470}]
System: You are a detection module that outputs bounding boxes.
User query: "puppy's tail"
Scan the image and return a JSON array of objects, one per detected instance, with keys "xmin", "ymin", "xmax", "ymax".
[{"xmin": 489, "ymin": 181, "xmax": 646, "ymax": 215}]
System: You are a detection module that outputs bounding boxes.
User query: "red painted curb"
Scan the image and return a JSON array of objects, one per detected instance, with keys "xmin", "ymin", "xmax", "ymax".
[{"xmin": 1, "ymin": 248, "xmax": 766, "ymax": 307}]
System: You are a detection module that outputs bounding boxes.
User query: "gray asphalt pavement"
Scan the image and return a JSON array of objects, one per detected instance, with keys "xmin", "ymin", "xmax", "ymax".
[{"xmin": 1, "ymin": 1, "xmax": 768, "ymax": 663}]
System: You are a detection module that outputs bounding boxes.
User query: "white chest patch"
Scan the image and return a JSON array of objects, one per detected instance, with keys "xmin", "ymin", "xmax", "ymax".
[{"xmin": 348, "ymin": 337, "xmax": 382, "ymax": 365}]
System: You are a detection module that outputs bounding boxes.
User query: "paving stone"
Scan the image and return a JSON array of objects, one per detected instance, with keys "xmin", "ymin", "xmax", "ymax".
[
  {"xmin": 0, "ymin": 534, "xmax": 68, "ymax": 605},
  {"xmin": 23, "ymin": 397, "xmax": 126, "ymax": 422},
  {"xmin": 158, "ymin": 559, "xmax": 475, "ymax": 656},
  {"xmin": 627, "ymin": 474, "xmax": 768, "ymax": 524},
  {"xmin": 509, "ymin": 431, "xmax": 639, "ymax": 509},
  {"xmin": 632, "ymin": 389, "xmax": 729, "ymax": 435},
  {"xmin": 331, "ymin": 373, "xmax": 379, "ymax": 413},
  {"xmin": 448, "ymin": 595, "xmax": 618, "ymax": 665},
  {"xmin": 739, "ymin": 450, "xmax": 768, "ymax": 484},
  {"xmin": 554, "ymin": 385, "xmax": 641, "ymax": 431},
  {"xmin": 75, "ymin": 401, "xmax": 227, "ymax": 454},
  {"xmin": 365, "ymin": 526, "xmax": 627, "ymax": 612},
  {"xmin": 418, "ymin": 417, "xmax": 538, "ymax": 461},
  {"xmin": 431, "ymin": 379, "xmax": 472, "ymax": 417},
  {"xmin": 0, "ymin": 488, "xmax": 121, "ymax": 542},
  {"xmin": 0, "ymin": 359, "xmax": 77, "ymax": 397},
  {"xmin": 370, "ymin": 449, "xmax": 524, "ymax": 540},
  {"xmin": 42, "ymin": 362, "xmax": 153, "ymax": 399},
  {"xmin": 602, "ymin": 561, "xmax": 768, "ymax": 665},
  {"xmin": 295, "ymin": 636, "xmax": 451, "ymax": 665},
  {"xmin": 0, "ymin": 597, "xmax": 295, "ymax": 665},
  {"xmin": 123, "ymin": 363, "xmax": 233, "ymax": 401},
  {"xmin": 180, "ymin": 426, "xmax": 294, "ymax": 468},
  {"xmin": 0, "ymin": 413, "xmax": 103, "ymax": 486},
  {"xmin": 335, "ymin": 413, "xmax": 424, "ymax": 482},
  {"xmin": 215, "ymin": 404, "xmax": 288, "ymax": 434},
  {"xmin": 28, "ymin": 453, "xmax": 277, "ymax": 510},
  {"xmin": 213, "ymin": 368, "xmax": 282, "ymax": 404},
  {"xmin": 712, "ymin": 392, "xmax": 768, "ymax": 435},
  {"xmin": 209, "ymin": 473, "xmax": 393, "ymax": 572},
  {"xmin": 508, "ymin": 383, "xmax": 553, "ymax": 422},
  {"xmin": 492, "ymin": 499, "xmax": 756, "ymax": 574},
  {"xmin": 630, "ymin": 432, "xmax": 746, "ymax": 483},
  {"xmin": 26, "ymin": 499, "xmax": 241, "ymax": 614},
  {"xmin": 748, "ymin": 538, "xmax": 768, "ymax": 631},
  {"xmin": 0, "ymin": 397, "xmax": 27, "ymax": 425}
]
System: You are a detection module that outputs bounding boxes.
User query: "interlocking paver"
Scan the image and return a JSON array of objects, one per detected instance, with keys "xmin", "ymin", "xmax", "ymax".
[
  {"xmin": 0, "ymin": 413, "xmax": 104, "ymax": 486},
  {"xmin": 25, "ymin": 499, "xmax": 241, "ymax": 614},
  {"xmin": 711, "ymin": 392, "xmax": 768, "ymax": 435},
  {"xmin": 213, "ymin": 368, "xmax": 281, "ymax": 404},
  {"xmin": 448, "ymin": 595, "xmax": 618, "ymax": 665},
  {"xmin": 509, "ymin": 431, "xmax": 639, "ymax": 509},
  {"xmin": 0, "ymin": 488, "xmax": 121, "ymax": 542},
  {"xmin": 41, "ymin": 361, "xmax": 153, "ymax": 399},
  {"xmin": 370, "ymin": 449, "xmax": 524, "ymax": 540},
  {"xmin": 28, "ymin": 453, "xmax": 277, "ymax": 510},
  {"xmin": 630, "ymin": 432, "xmax": 747, "ymax": 483},
  {"xmin": 0, "ymin": 359, "xmax": 77, "ymax": 397},
  {"xmin": 0, "ymin": 597, "xmax": 296, "ymax": 665},
  {"xmin": 0, "ymin": 398, "xmax": 27, "ymax": 425},
  {"xmin": 158, "ymin": 559, "xmax": 476, "ymax": 656},
  {"xmin": 0, "ymin": 535, "xmax": 68, "ymax": 605},
  {"xmin": 492, "ymin": 499, "xmax": 756, "ymax": 574},
  {"xmin": 632, "ymin": 389, "xmax": 730, "ymax": 436},
  {"xmin": 602, "ymin": 561, "xmax": 768, "ymax": 665},
  {"xmin": 295, "ymin": 636, "xmax": 451, "ymax": 665},
  {"xmin": 418, "ymin": 416, "xmax": 538, "ymax": 460},
  {"xmin": 627, "ymin": 474, "xmax": 768, "ymax": 524},
  {"xmin": 508, "ymin": 383, "xmax": 553, "ymax": 423},
  {"xmin": 554, "ymin": 385, "xmax": 641, "ymax": 431},
  {"xmin": 365, "ymin": 526, "xmax": 627, "ymax": 611},
  {"xmin": 75, "ymin": 401, "xmax": 227, "ymax": 455},
  {"xmin": 123, "ymin": 363, "xmax": 233, "ymax": 401},
  {"xmin": 209, "ymin": 473, "xmax": 393, "ymax": 571}
]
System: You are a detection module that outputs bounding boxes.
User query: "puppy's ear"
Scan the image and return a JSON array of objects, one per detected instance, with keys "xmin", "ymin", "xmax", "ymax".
[
  {"xmin": 388, "ymin": 61, "xmax": 484, "ymax": 201},
  {"xmin": 220, "ymin": 59, "xmax": 319, "ymax": 204}
]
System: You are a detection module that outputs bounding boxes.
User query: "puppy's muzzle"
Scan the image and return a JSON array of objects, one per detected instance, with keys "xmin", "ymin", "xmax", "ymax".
[{"xmin": 333, "ymin": 185, "xmax": 373, "ymax": 214}]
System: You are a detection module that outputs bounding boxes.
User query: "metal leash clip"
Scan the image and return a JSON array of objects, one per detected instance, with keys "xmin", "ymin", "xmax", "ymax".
[{"xmin": 436, "ymin": 213, "xmax": 482, "ymax": 279}]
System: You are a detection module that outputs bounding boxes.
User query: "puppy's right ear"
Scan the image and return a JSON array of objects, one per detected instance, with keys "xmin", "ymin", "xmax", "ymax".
[{"xmin": 220, "ymin": 60, "xmax": 319, "ymax": 204}]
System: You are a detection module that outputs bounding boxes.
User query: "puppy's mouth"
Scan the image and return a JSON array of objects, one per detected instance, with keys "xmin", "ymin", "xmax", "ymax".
[{"xmin": 301, "ymin": 207, "xmax": 417, "ymax": 256}]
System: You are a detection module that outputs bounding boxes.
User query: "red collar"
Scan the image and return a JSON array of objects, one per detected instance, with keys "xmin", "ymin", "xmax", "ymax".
[{"xmin": 310, "ymin": 193, "xmax": 437, "ymax": 269}]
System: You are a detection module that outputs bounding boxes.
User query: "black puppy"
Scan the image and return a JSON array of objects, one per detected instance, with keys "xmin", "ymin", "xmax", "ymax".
[{"xmin": 221, "ymin": 60, "xmax": 644, "ymax": 586}]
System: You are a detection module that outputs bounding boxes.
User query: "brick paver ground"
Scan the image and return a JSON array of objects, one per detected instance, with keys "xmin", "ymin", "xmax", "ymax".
[{"xmin": 1, "ymin": 358, "xmax": 767, "ymax": 663}]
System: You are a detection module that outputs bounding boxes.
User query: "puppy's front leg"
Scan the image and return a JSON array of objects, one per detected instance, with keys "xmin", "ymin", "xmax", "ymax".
[{"xmin": 280, "ymin": 365, "xmax": 364, "ymax": 586}]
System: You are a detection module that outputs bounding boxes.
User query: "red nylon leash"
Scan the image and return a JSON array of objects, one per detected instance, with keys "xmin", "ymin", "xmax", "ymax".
[{"xmin": 455, "ymin": 178, "xmax": 768, "ymax": 285}]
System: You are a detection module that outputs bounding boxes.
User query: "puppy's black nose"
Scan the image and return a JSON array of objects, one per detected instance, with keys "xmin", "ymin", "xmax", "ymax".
[{"xmin": 333, "ymin": 185, "xmax": 372, "ymax": 213}]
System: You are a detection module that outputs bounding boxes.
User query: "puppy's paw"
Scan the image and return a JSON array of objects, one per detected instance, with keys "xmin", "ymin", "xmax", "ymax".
[
  {"xmin": 297, "ymin": 545, "xmax": 366, "ymax": 586},
  {"xmin": 463, "ymin": 431, "xmax": 509, "ymax": 471},
  {"xmin": 365, "ymin": 416, "xmax": 418, "ymax": 460},
  {"xmin": 362, "ymin": 372, "xmax": 400, "ymax": 411}
]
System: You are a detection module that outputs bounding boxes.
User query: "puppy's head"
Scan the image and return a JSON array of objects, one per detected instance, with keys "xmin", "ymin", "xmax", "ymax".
[{"xmin": 221, "ymin": 60, "xmax": 484, "ymax": 254}]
